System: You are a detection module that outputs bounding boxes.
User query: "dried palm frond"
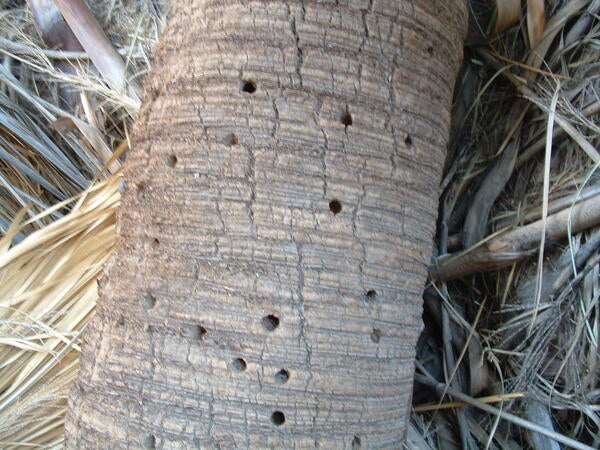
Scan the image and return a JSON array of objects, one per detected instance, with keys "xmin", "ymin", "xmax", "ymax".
[
  {"xmin": 0, "ymin": 2, "xmax": 166, "ymax": 238},
  {"xmin": 417, "ymin": 0, "xmax": 600, "ymax": 447},
  {"xmin": 0, "ymin": 171, "xmax": 120, "ymax": 449}
]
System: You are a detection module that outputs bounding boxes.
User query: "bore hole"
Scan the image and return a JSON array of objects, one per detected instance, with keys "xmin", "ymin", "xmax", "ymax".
[
  {"xmin": 371, "ymin": 328, "xmax": 381, "ymax": 343},
  {"xmin": 262, "ymin": 314, "xmax": 280, "ymax": 332},
  {"xmin": 166, "ymin": 154, "xmax": 178, "ymax": 168},
  {"xmin": 143, "ymin": 292, "xmax": 156, "ymax": 310},
  {"xmin": 271, "ymin": 411, "xmax": 285, "ymax": 426},
  {"xmin": 341, "ymin": 111, "xmax": 353, "ymax": 126},
  {"xmin": 224, "ymin": 133, "xmax": 238, "ymax": 146},
  {"xmin": 275, "ymin": 369, "xmax": 290, "ymax": 384},
  {"xmin": 136, "ymin": 182, "xmax": 146, "ymax": 193},
  {"xmin": 144, "ymin": 434, "xmax": 156, "ymax": 449},
  {"xmin": 427, "ymin": 46, "xmax": 434, "ymax": 56},
  {"xmin": 329, "ymin": 199, "xmax": 342, "ymax": 215},
  {"xmin": 405, "ymin": 134, "xmax": 413, "ymax": 147},
  {"xmin": 152, "ymin": 238, "xmax": 160, "ymax": 248},
  {"xmin": 352, "ymin": 435, "xmax": 361, "ymax": 449},
  {"xmin": 242, "ymin": 80, "xmax": 256, "ymax": 93},
  {"xmin": 148, "ymin": 86, "xmax": 160, "ymax": 102},
  {"xmin": 230, "ymin": 358, "xmax": 247, "ymax": 373},
  {"xmin": 365, "ymin": 290, "xmax": 377, "ymax": 300},
  {"xmin": 185, "ymin": 324, "xmax": 207, "ymax": 340}
]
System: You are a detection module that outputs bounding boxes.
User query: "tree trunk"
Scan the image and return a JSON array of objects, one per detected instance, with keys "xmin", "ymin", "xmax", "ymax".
[{"xmin": 65, "ymin": 1, "xmax": 467, "ymax": 448}]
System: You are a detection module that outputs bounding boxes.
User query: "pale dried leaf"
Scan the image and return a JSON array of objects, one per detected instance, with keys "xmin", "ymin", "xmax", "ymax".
[
  {"xmin": 495, "ymin": 0, "xmax": 521, "ymax": 34},
  {"xmin": 0, "ymin": 172, "xmax": 119, "ymax": 447},
  {"xmin": 527, "ymin": 0, "xmax": 546, "ymax": 48},
  {"xmin": 28, "ymin": 0, "xmax": 78, "ymax": 51}
]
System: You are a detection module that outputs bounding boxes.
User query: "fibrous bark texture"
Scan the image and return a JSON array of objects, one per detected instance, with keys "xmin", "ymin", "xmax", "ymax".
[{"xmin": 66, "ymin": 1, "xmax": 466, "ymax": 448}]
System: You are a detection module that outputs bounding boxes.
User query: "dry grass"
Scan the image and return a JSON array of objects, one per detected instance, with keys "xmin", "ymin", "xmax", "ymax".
[
  {"xmin": 0, "ymin": 172, "xmax": 119, "ymax": 449},
  {"xmin": 0, "ymin": 0, "xmax": 598, "ymax": 448}
]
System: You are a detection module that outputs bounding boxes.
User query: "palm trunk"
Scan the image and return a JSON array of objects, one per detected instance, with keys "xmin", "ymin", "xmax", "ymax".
[{"xmin": 65, "ymin": 1, "xmax": 467, "ymax": 447}]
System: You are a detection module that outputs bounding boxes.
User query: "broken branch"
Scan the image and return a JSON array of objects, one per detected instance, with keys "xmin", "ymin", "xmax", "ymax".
[{"xmin": 430, "ymin": 195, "xmax": 600, "ymax": 281}]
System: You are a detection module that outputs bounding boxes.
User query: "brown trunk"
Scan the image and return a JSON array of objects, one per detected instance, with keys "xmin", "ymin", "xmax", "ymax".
[{"xmin": 65, "ymin": 1, "xmax": 467, "ymax": 447}]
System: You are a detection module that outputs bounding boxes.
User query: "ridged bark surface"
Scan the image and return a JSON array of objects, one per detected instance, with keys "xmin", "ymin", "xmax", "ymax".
[{"xmin": 66, "ymin": 1, "xmax": 466, "ymax": 448}]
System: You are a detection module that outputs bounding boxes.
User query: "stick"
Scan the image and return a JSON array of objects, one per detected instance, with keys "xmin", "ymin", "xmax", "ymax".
[
  {"xmin": 53, "ymin": 0, "xmax": 141, "ymax": 104},
  {"xmin": 414, "ymin": 392, "xmax": 525, "ymax": 413},
  {"xmin": 430, "ymin": 195, "xmax": 600, "ymax": 281}
]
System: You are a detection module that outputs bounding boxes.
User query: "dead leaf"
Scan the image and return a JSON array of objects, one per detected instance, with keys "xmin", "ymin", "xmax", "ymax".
[
  {"xmin": 495, "ymin": 0, "xmax": 521, "ymax": 34},
  {"xmin": 468, "ymin": 337, "xmax": 493, "ymax": 396},
  {"xmin": 527, "ymin": 0, "xmax": 546, "ymax": 48},
  {"xmin": 49, "ymin": 116, "xmax": 78, "ymax": 134}
]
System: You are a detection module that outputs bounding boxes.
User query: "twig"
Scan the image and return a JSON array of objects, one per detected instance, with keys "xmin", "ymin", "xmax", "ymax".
[
  {"xmin": 494, "ymin": 185, "xmax": 600, "ymax": 230},
  {"xmin": 414, "ymin": 392, "xmax": 525, "ymax": 413},
  {"xmin": 414, "ymin": 374, "xmax": 595, "ymax": 450}
]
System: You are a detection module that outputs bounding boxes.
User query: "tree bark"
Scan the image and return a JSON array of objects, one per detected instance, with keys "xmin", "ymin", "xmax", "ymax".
[{"xmin": 65, "ymin": 1, "xmax": 467, "ymax": 448}]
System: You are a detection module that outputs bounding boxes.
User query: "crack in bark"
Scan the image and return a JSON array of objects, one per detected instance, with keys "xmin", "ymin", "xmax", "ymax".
[
  {"xmin": 313, "ymin": 96, "xmax": 329, "ymax": 199},
  {"xmin": 215, "ymin": 196, "xmax": 226, "ymax": 233},
  {"xmin": 294, "ymin": 242, "xmax": 313, "ymax": 392},
  {"xmin": 289, "ymin": 3, "xmax": 305, "ymax": 88},
  {"xmin": 353, "ymin": 182, "xmax": 368, "ymax": 284},
  {"xmin": 387, "ymin": 28, "xmax": 402, "ymax": 176},
  {"xmin": 207, "ymin": 388, "xmax": 216, "ymax": 447},
  {"xmin": 271, "ymin": 98, "xmax": 280, "ymax": 142},
  {"xmin": 245, "ymin": 142, "xmax": 257, "ymax": 239}
]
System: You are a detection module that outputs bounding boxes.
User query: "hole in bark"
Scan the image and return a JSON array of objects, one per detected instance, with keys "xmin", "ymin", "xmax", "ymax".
[
  {"xmin": 352, "ymin": 435, "xmax": 361, "ymax": 449},
  {"xmin": 166, "ymin": 154, "xmax": 178, "ymax": 168},
  {"xmin": 275, "ymin": 369, "xmax": 290, "ymax": 384},
  {"xmin": 366, "ymin": 290, "xmax": 377, "ymax": 300},
  {"xmin": 427, "ymin": 46, "xmax": 434, "ymax": 56},
  {"xmin": 148, "ymin": 86, "xmax": 160, "ymax": 102},
  {"xmin": 405, "ymin": 134, "xmax": 413, "ymax": 147},
  {"xmin": 262, "ymin": 314, "xmax": 280, "ymax": 331},
  {"xmin": 143, "ymin": 292, "xmax": 156, "ymax": 310},
  {"xmin": 230, "ymin": 358, "xmax": 247, "ymax": 372},
  {"xmin": 152, "ymin": 238, "xmax": 160, "ymax": 248},
  {"xmin": 341, "ymin": 111, "xmax": 353, "ymax": 126},
  {"xmin": 224, "ymin": 133, "xmax": 238, "ymax": 146},
  {"xmin": 144, "ymin": 434, "xmax": 156, "ymax": 449},
  {"xmin": 136, "ymin": 182, "xmax": 146, "ymax": 193},
  {"xmin": 185, "ymin": 324, "xmax": 207, "ymax": 340},
  {"xmin": 242, "ymin": 80, "xmax": 256, "ymax": 93},
  {"xmin": 371, "ymin": 328, "xmax": 381, "ymax": 343},
  {"xmin": 329, "ymin": 199, "xmax": 342, "ymax": 215},
  {"xmin": 271, "ymin": 411, "xmax": 285, "ymax": 426}
]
